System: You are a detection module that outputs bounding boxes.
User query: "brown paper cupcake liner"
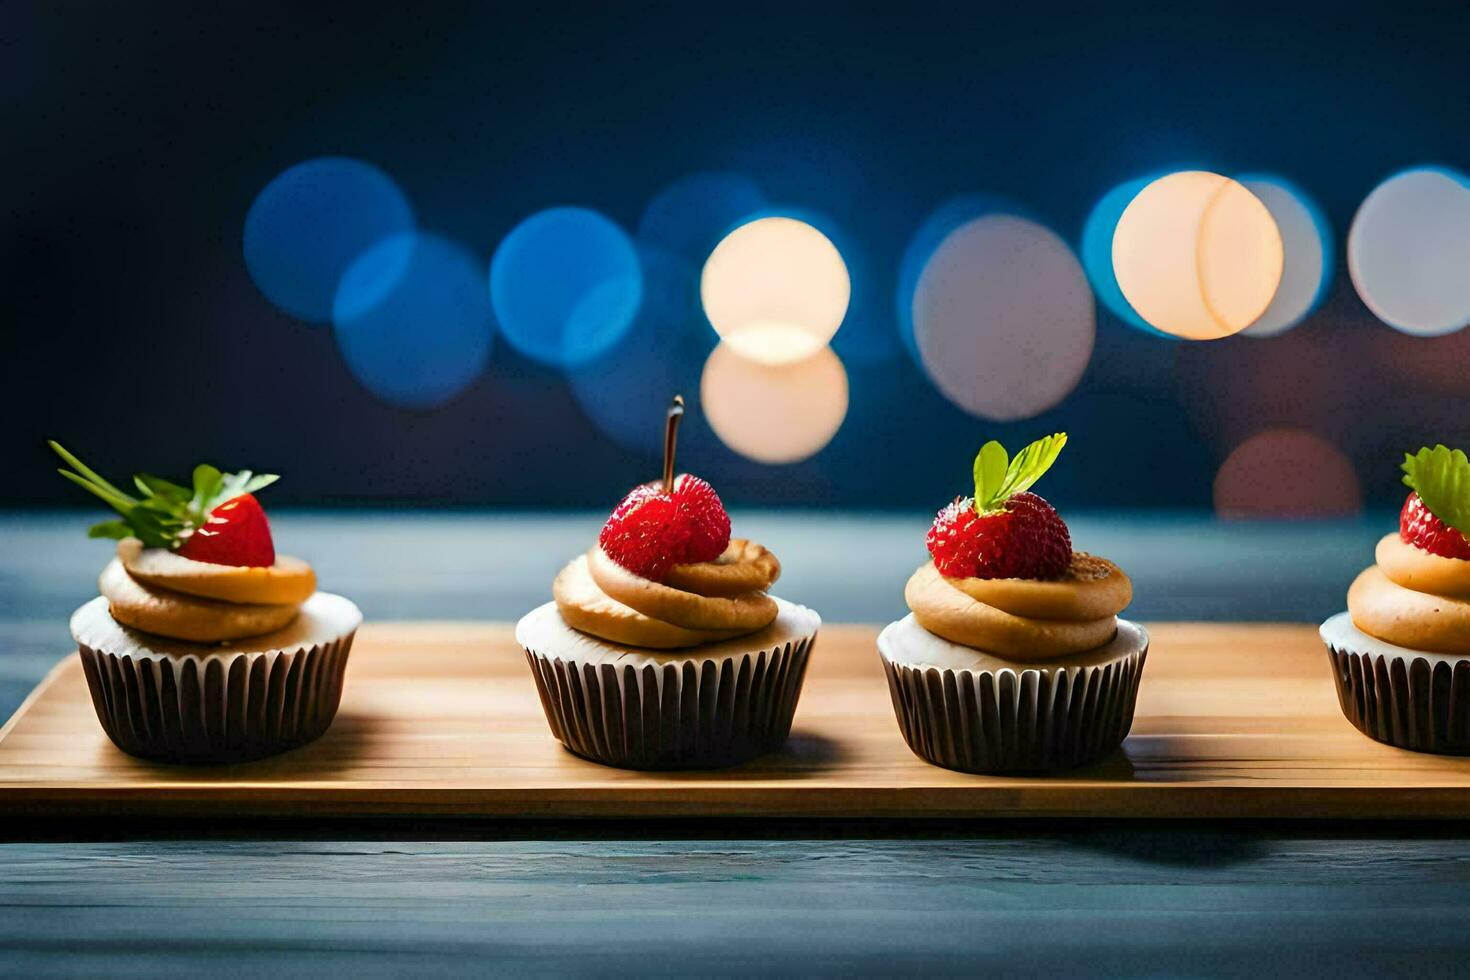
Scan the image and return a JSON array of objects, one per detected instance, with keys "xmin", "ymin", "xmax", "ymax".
[
  {"xmin": 882, "ymin": 639, "xmax": 1148, "ymax": 774},
  {"xmin": 523, "ymin": 633, "xmax": 815, "ymax": 770},
  {"xmin": 1326, "ymin": 643, "xmax": 1470, "ymax": 755},
  {"xmin": 76, "ymin": 632, "xmax": 356, "ymax": 764}
]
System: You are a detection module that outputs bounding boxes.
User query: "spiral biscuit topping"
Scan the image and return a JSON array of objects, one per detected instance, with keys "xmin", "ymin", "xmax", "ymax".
[
  {"xmin": 1348, "ymin": 534, "xmax": 1470, "ymax": 654},
  {"xmin": 905, "ymin": 554, "xmax": 1131, "ymax": 660},
  {"xmin": 555, "ymin": 538, "xmax": 782, "ymax": 649},
  {"xmin": 99, "ymin": 538, "xmax": 311, "ymax": 643}
]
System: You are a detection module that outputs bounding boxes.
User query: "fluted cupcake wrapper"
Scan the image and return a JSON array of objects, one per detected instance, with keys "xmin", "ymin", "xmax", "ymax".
[
  {"xmin": 881, "ymin": 644, "xmax": 1148, "ymax": 774},
  {"xmin": 523, "ymin": 633, "xmax": 815, "ymax": 771},
  {"xmin": 77, "ymin": 633, "xmax": 356, "ymax": 764},
  {"xmin": 1327, "ymin": 643, "xmax": 1470, "ymax": 755}
]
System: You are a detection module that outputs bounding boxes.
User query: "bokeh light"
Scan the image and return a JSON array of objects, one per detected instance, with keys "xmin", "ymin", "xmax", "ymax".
[
  {"xmin": 636, "ymin": 172, "xmax": 767, "ymax": 261},
  {"xmin": 332, "ymin": 232, "xmax": 493, "ymax": 409},
  {"xmin": 700, "ymin": 216, "xmax": 850, "ymax": 365},
  {"xmin": 1213, "ymin": 427, "xmax": 1361, "ymax": 518},
  {"xmin": 568, "ymin": 246, "xmax": 713, "ymax": 458},
  {"xmin": 896, "ymin": 194, "xmax": 1015, "ymax": 358},
  {"xmin": 1237, "ymin": 175, "xmax": 1333, "ymax": 338},
  {"xmin": 1080, "ymin": 175, "xmax": 1174, "ymax": 338},
  {"xmin": 1348, "ymin": 166, "xmax": 1470, "ymax": 337},
  {"xmin": 701, "ymin": 343, "xmax": 848, "ymax": 464},
  {"xmin": 912, "ymin": 213, "xmax": 1094, "ymax": 421},
  {"xmin": 489, "ymin": 207, "xmax": 643, "ymax": 368},
  {"xmin": 243, "ymin": 157, "xmax": 415, "ymax": 323},
  {"xmin": 1112, "ymin": 170, "xmax": 1284, "ymax": 340}
]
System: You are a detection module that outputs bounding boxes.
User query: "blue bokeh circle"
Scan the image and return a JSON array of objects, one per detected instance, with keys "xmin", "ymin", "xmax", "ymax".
[
  {"xmin": 489, "ymin": 207, "xmax": 643, "ymax": 369},
  {"xmin": 332, "ymin": 232, "xmax": 493, "ymax": 409},
  {"xmin": 244, "ymin": 157, "xmax": 415, "ymax": 323},
  {"xmin": 568, "ymin": 246, "xmax": 713, "ymax": 458}
]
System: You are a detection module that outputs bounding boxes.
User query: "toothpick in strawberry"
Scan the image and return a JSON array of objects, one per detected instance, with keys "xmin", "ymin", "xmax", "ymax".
[{"xmin": 597, "ymin": 396, "xmax": 732, "ymax": 581}]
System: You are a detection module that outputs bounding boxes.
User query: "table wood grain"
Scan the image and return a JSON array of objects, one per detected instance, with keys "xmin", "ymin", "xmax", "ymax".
[
  {"xmin": 4, "ymin": 619, "xmax": 1463, "ymax": 820},
  {"xmin": 5, "ymin": 834, "xmax": 1470, "ymax": 977}
]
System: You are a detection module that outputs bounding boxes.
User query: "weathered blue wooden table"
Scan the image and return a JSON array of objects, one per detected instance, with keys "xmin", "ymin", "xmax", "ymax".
[{"xmin": 5, "ymin": 511, "xmax": 1467, "ymax": 977}]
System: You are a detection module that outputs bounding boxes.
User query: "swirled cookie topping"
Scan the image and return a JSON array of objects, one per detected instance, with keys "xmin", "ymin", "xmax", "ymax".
[
  {"xmin": 554, "ymin": 539, "xmax": 781, "ymax": 650},
  {"xmin": 100, "ymin": 553, "xmax": 305, "ymax": 643},
  {"xmin": 1349, "ymin": 534, "xmax": 1470, "ymax": 654},
  {"xmin": 905, "ymin": 556, "xmax": 1130, "ymax": 660},
  {"xmin": 100, "ymin": 539, "xmax": 313, "ymax": 643}
]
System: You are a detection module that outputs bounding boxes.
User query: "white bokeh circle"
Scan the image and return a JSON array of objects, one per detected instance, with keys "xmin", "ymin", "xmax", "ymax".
[
  {"xmin": 912, "ymin": 214, "xmax": 1094, "ymax": 420},
  {"xmin": 1112, "ymin": 171, "xmax": 1284, "ymax": 340},
  {"xmin": 700, "ymin": 343, "xmax": 848, "ymax": 464},
  {"xmin": 700, "ymin": 217, "xmax": 850, "ymax": 365},
  {"xmin": 1238, "ymin": 177, "xmax": 1331, "ymax": 338},
  {"xmin": 1348, "ymin": 167, "xmax": 1470, "ymax": 337}
]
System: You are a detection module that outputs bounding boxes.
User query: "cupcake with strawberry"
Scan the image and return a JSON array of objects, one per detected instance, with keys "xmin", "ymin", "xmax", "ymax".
[
  {"xmin": 879, "ymin": 434, "xmax": 1147, "ymax": 773},
  {"xmin": 52, "ymin": 442, "xmax": 361, "ymax": 764},
  {"xmin": 1322, "ymin": 445, "xmax": 1470, "ymax": 753},
  {"xmin": 516, "ymin": 397, "xmax": 820, "ymax": 770}
]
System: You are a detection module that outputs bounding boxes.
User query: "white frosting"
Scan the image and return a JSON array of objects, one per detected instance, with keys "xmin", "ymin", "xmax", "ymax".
[
  {"xmin": 878, "ymin": 613, "xmax": 1147, "ymax": 673},
  {"xmin": 1321, "ymin": 610, "xmax": 1470, "ymax": 666},
  {"xmin": 516, "ymin": 596, "xmax": 820, "ymax": 667},
  {"xmin": 70, "ymin": 592, "xmax": 362, "ymax": 660}
]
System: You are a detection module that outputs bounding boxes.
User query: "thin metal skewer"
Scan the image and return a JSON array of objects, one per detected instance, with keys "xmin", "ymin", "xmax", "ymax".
[{"xmin": 662, "ymin": 395, "xmax": 685, "ymax": 493}]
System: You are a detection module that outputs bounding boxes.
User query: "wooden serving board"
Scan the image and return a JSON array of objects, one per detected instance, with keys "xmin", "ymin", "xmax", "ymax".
[{"xmin": 2, "ymin": 622, "xmax": 1469, "ymax": 820}]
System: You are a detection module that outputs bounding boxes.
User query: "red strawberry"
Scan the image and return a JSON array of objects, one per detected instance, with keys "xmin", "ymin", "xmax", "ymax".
[
  {"xmin": 599, "ymin": 474, "xmax": 731, "ymax": 581},
  {"xmin": 928, "ymin": 433, "xmax": 1074, "ymax": 580},
  {"xmin": 927, "ymin": 491, "xmax": 1072, "ymax": 580},
  {"xmin": 178, "ymin": 493, "xmax": 277, "ymax": 568},
  {"xmin": 1400, "ymin": 492, "xmax": 1470, "ymax": 560}
]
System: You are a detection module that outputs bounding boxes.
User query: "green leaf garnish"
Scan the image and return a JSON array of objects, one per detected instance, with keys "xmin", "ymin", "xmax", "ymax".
[
  {"xmin": 87, "ymin": 520, "xmax": 135, "ymax": 540},
  {"xmin": 972, "ymin": 432, "xmax": 1068, "ymax": 514},
  {"xmin": 49, "ymin": 440, "xmax": 279, "ymax": 550},
  {"xmin": 972, "ymin": 441, "xmax": 1009, "ymax": 512},
  {"xmin": 1402, "ymin": 444, "xmax": 1470, "ymax": 535},
  {"xmin": 134, "ymin": 473, "xmax": 191, "ymax": 504},
  {"xmin": 189, "ymin": 464, "xmax": 223, "ymax": 515}
]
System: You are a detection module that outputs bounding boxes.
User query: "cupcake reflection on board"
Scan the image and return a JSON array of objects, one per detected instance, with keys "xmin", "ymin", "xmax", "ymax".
[
  {"xmin": 515, "ymin": 396, "xmax": 821, "ymax": 771},
  {"xmin": 50, "ymin": 442, "xmax": 361, "ymax": 764},
  {"xmin": 1322, "ymin": 444, "xmax": 1470, "ymax": 754},
  {"xmin": 879, "ymin": 433, "xmax": 1149, "ymax": 774}
]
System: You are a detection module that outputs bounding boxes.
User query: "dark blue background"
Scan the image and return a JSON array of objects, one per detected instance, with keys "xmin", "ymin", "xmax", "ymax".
[{"xmin": 7, "ymin": 2, "xmax": 1470, "ymax": 509}]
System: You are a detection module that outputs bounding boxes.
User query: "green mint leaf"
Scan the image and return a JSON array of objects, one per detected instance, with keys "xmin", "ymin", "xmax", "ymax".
[
  {"xmin": 972, "ymin": 441, "xmax": 1009, "ymax": 513},
  {"xmin": 123, "ymin": 507, "xmax": 183, "ymax": 548},
  {"xmin": 87, "ymin": 519, "xmax": 135, "ymax": 540},
  {"xmin": 239, "ymin": 473, "xmax": 280, "ymax": 495},
  {"xmin": 49, "ymin": 441, "xmax": 139, "ymax": 507},
  {"xmin": 134, "ymin": 473, "xmax": 191, "ymax": 504},
  {"xmin": 1402, "ymin": 445, "xmax": 1470, "ymax": 535},
  {"xmin": 209, "ymin": 469, "xmax": 279, "ymax": 509},
  {"xmin": 56, "ymin": 468, "xmax": 138, "ymax": 515},
  {"xmin": 991, "ymin": 432, "xmax": 1068, "ymax": 507},
  {"xmin": 190, "ymin": 464, "xmax": 224, "ymax": 513},
  {"xmin": 218, "ymin": 469, "xmax": 250, "ymax": 501}
]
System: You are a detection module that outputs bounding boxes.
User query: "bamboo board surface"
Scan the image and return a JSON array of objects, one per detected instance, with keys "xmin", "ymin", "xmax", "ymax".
[{"xmin": 1, "ymin": 621, "xmax": 1467, "ymax": 819}]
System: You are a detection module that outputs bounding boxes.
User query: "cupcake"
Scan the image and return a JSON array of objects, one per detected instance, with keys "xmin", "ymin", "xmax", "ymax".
[
  {"xmin": 516, "ymin": 397, "xmax": 820, "ymax": 770},
  {"xmin": 1322, "ymin": 444, "xmax": 1470, "ymax": 754},
  {"xmin": 51, "ymin": 442, "xmax": 361, "ymax": 764},
  {"xmin": 879, "ymin": 434, "xmax": 1147, "ymax": 773}
]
